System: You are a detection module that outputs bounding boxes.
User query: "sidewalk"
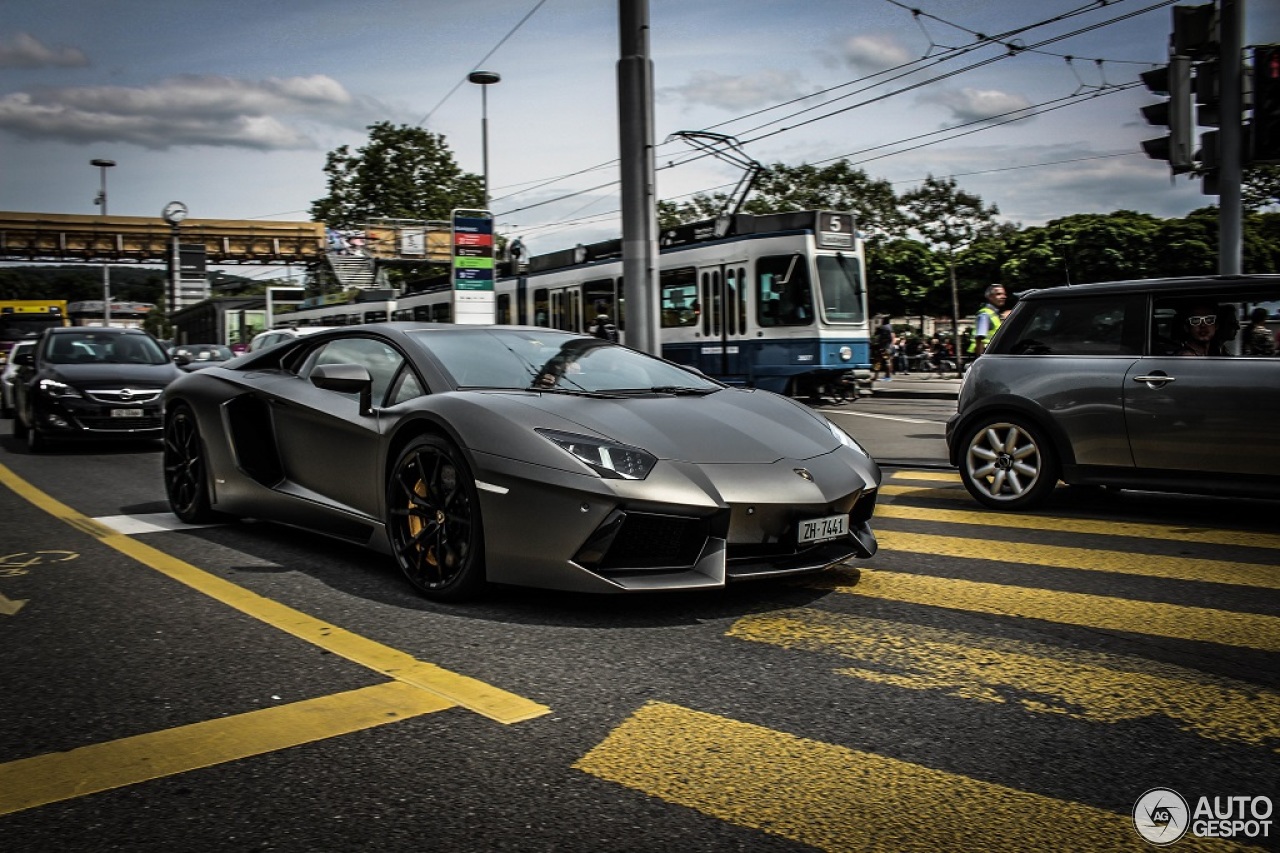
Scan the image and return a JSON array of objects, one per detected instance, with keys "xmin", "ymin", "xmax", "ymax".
[{"xmin": 866, "ymin": 373, "xmax": 963, "ymax": 400}]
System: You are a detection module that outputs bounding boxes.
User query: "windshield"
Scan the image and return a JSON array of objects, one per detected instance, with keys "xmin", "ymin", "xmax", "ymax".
[
  {"xmin": 43, "ymin": 333, "xmax": 169, "ymax": 365},
  {"xmin": 409, "ymin": 328, "xmax": 723, "ymax": 394},
  {"xmin": 816, "ymin": 253, "xmax": 866, "ymax": 324}
]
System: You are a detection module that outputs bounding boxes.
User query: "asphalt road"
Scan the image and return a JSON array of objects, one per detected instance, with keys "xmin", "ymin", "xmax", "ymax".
[{"xmin": 0, "ymin": 405, "xmax": 1276, "ymax": 853}]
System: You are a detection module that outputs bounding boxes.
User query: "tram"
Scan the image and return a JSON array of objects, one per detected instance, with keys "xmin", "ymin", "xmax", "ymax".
[{"xmin": 277, "ymin": 210, "xmax": 872, "ymax": 395}]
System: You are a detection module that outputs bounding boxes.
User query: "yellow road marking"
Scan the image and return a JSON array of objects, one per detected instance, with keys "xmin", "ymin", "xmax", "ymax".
[
  {"xmin": 819, "ymin": 568, "xmax": 1280, "ymax": 652},
  {"xmin": 877, "ymin": 503, "xmax": 1280, "ymax": 550},
  {"xmin": 888, "ymin": 470, "xmax": 961, "ymax": 482},
  {"xmin": 875, "ymin": 529, "xmax": 1280, "ymax": 589},
  {"xmin": 880, "ymin": 482, "xmax": 968, "ymax": 500},
  {"xmin": 575, "ymin": 702, "xmax": 1244, "ymax": 853},
  {"xmin": 0, "ymin": 682, "xmax": 454, "ymax": 817},
  {"xmin": 729, "ymin": 609, "xmax": 1280, "ymax": 751},
  {"xmin": 0, "ymin": 463, "xmax": 549, "ymax": 725}
]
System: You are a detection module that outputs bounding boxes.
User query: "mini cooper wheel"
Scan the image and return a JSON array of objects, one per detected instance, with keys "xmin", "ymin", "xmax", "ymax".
[
  {"xmin": 164, "ymin": 405, "xmax": 220, "ymax": 523},
  {"xmin": 387, "ymin": 434, "xmax": 486, "ymax": 602},
  {"xmin": 959, "ymin": 416, "xmax": 1059, "ymax": 510}
]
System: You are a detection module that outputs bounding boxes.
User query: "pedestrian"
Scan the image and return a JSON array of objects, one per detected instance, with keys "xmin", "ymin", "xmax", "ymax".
[
  {"xmin": 1243, "ymin": 307, "xmax": 1276, "ymax": 356},
  {"xmin": 874, "ymin": 316, "xmax": 894, "ymax": 382},
  {"xmin": 967, "ymin": 284, "xmax": 1007, "ymax": 359},
  {"xmin": 589, "ymin": 313, "xmax": 619, "ymax": 342}
]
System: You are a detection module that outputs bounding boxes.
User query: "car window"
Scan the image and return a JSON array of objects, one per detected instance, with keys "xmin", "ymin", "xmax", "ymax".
[
  {"xmin": 1152, "ymin": 288, "xmax": 1280, "ymax": 357},
  {"xmin": 299, "ymin": 337, "xmax": 407, "ymax": 405},
  {"xmin": 998, "ymin": 295, "xmax": 1143, "ymax": 356},
  {"xmin": 386, "ymin": 365, "xmax": 426, "ymax": 406}
]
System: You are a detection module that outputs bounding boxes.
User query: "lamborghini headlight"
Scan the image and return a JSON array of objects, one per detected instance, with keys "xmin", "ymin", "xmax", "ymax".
[
  {"xmin": 828, "ymin": 419, "xmax": 869, "ymax": 457},
  {"xmin": 537, "ymin": 429, "xmax": 657, "ymax": 480}
]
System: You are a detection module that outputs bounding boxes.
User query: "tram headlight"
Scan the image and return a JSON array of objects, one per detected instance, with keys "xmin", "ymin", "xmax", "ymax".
[{"xmin": 839, "ymin": 346, "xmax": 853, "ymax": 361}]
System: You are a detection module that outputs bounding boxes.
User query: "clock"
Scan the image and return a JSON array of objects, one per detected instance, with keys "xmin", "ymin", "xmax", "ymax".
[{"xmin": 162, "ymin": 201, "xmax": 188, "ymax": 225}]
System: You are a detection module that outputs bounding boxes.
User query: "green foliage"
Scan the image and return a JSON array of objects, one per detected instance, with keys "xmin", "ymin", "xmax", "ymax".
[
  {"xmin": 0, "ymin": 266, "xmax": 165, "ymax": 303},
  {"xmin": 309, "ymin": 122, "xmax": 484, "ymax": 228}
]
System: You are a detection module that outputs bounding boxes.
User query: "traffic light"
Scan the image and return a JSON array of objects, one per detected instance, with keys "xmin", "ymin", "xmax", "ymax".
[
  {"xmin": 1172, "ymin": 4, "xmax": 1217, "ymax": 58},
  {"xmin": 1254, "ymin": 45, "xmax": 1280, "ymax": 164},
  {"xmin": 1140, "ymin": 56, "xmax": 1194, "ymax": 173}
]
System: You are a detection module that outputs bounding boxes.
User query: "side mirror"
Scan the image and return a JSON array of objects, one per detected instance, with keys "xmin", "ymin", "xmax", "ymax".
[{"xmin": 310, "ymin": 363, "xmax": 373, "ymax": 415}]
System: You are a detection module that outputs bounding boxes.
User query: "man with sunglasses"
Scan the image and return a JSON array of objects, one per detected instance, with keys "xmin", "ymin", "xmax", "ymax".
[{"xmin": 1178, "ymin": 303, "xmax": 1228, "ymax": 356}]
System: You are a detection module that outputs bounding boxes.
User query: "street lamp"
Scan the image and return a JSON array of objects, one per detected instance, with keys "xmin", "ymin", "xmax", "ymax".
[
  {"xmin": 162, "ymin": 201, "xmax": 189, "ymax": 339},
  {"xmin": 90, "ymin": 158, "xmax": 115, "ymax": 326},
  {"xmin": 467, "ymin": 70, "xmax": 500, "ymax": 210}
]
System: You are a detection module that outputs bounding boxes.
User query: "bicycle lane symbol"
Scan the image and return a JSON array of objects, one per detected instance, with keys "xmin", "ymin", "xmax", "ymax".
[{"xmin": 0, "ymin": 550, "xmax": 79, "ymax": 615}]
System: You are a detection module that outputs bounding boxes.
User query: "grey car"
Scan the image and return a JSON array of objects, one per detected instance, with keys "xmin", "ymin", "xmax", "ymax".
[
  {"xmin": 164, "ymin": 324, "xmax": 881, "ymax": 601},
  {"xmin": 946, "ymin": 275, "xmax": 1280, "ymax": 509}
]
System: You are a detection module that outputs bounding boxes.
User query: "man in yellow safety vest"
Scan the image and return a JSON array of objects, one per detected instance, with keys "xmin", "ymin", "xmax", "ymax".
[{"xmin": 967, "ymin": 284, "xmax": 1007, "ymax": 358}]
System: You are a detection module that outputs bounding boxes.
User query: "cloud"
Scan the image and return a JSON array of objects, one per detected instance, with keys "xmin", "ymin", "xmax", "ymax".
[
  {"xmin": 661, "ymin": 69, "xmax": 810, "ymax": 111},
  {"xmin": 0, "ymin": 32, "xmax": 88, "ymax": 69},
  {"xmin": 918, "ymin": 87, "xmax": 1035, "ymax": 125},
  {"xmin": 0, "ymin": 74, "xmax": 385, "ymax": 149},
  {"xmin": 839, "ymin": 34, "xmax": 914, "ymax": 75}
]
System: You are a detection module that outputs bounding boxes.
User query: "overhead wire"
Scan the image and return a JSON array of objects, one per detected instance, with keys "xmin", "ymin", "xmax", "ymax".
[{"xmin": 495, "ymin": 0, "xmax": 1175, "ymax": 224}]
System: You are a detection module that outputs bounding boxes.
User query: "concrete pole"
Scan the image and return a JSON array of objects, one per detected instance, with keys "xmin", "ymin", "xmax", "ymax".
[
  {"xmin": 618, "ymin": 0, "xmax": 660, "ymax": 355},
  {"xmin": 1218, "ymin": 0, "xmax": 1243, "ymax": 275}
]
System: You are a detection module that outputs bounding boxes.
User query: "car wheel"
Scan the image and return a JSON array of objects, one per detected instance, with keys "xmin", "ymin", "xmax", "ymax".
[
  {"xmin": 164, "ymin": 405, "xmax": 221, "ymax": 523},
  {"xmin": 387, "ymin": 434, "xmax": 486, "ymax": 602},
  {"xmin": 959, "ymin": 416, "xmax": 1059, "ymax": 510}
]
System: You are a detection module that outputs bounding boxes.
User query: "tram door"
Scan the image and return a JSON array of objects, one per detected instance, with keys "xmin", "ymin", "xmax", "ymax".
[
  {"xmin": 546, "ymin": 287, "xmax": 582, "ymax": 332},
  {"xmin": 698, "ymin": 261, "xmax": 749, "ymax": 382}
]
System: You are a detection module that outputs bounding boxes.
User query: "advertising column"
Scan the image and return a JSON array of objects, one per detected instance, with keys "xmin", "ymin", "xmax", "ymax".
[{"xmin": 452, "ymin": 209, "xmax": 494, "ymax": 325}]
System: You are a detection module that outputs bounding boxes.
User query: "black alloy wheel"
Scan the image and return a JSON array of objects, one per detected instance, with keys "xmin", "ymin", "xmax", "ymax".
[
  {"xmin": 387, "ymin": 434, "xmax": 486, "ymax": 602},
  {"xmin": 164, "ymin": 405, "xmax": 220, "ymax": 523}
]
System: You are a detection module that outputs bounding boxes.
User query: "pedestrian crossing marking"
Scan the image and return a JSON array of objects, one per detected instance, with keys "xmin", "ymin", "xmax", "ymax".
[
  {"xmin": 575, "ymin": 701, "xmax": 1243, "ymax": 853},
  {"xmin": 817, "ymin": 567, "xmax": 1280, "ymax": 652},
  {"xmin": 728, "ymin": 608, "xmax": 1280, "ymax": 751},
  {"xmin": 876, "ymin": 503, "xmax": 1280, "ymax": 550},
  {"xmin": 874, "ymin": 529, "xmax": 1280, "ymax": 589}
]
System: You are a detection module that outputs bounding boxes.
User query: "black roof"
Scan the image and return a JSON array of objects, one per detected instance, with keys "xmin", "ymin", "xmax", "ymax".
[{"xmin": 1018, "ymin": 274, "xmax": 1280, "ymax": 301}]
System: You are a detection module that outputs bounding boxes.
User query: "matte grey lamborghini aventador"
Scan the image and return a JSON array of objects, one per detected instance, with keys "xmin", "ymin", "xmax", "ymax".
[{"xmin": 163, "ymin": 324, "xmax": 880, "ymax": 601}]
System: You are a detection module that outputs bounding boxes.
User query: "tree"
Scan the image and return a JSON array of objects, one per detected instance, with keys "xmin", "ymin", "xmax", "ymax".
[
  {"xmin": 309, "ymin": 122, "xmax": 484, "ymax": 228},
  {"xmin": 901, "ymin": 175, "xmax": 999, "ymax": 365},
  {"xmin": 1243, "ymin": 164, "xmax": 1280, "ymax": 213},
  {"xmin": 865, "ymin": 238, "xmax": 943, "ymax": 317}
]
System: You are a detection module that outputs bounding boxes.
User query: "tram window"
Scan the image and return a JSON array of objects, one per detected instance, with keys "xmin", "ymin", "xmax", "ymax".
[
  {"xmin": 725, "ymin": 271, "xmax": 737, "ymax": 335},
  {"xmin": 737, "ymin": 267, "xmax": 748, "ymax": 331},
  {"xmin": 431, "ymin": 304, "xmax": 452, "ymax": 323},
  {"xmin": 392, "ymin": 309, "xmax": 412, "ymax": 322},
  {"xmin": 816, "ymin": 254, "xmax": 866, "ymax": 323},
  {"xmin": 533, "ymin": 289, "xmax": 550, "ymax": 327},
  {"xmin": 496, "ymin": 293, "xmax": 512, "ymax": 324},
  {"xmin": 660, "ymin": 269, "xmax": 698, "ymax": 328},
  {"xmin": 413, "ymin": 305, "xmax": 433, "ymax": 321},
  {"xmin": 584, "ymin": 278, "xmax": 617, "ymax": 328},
  {"xmin": 758, "ymin": 254, "xmax": 813, "ymax": 327},
  {"xmin": 363, "ymin": 310, "xmax": 387, "ymax": 324}
]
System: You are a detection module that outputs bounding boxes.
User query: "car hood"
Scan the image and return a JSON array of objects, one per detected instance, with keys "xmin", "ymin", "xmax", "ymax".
[
  {"xmin": 46, "ymin": 362, "xmax": 182, "ymax": 388},
  {"xmin": 496, "ymin": 387, "xmax": 841, "ymax": 463}
]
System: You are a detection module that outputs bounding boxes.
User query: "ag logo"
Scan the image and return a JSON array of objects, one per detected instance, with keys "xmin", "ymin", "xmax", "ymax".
[{"xmin": 1133, "ymin": 788, "xmax": 1189, "ymax": 846}]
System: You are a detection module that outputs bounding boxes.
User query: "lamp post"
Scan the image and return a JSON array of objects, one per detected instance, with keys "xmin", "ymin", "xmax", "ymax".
[
  {"xmin": 162, "ymin": 201, "xmax": 188, "ymax": 340},
  {"xmin": 467, "ymin": 70, "xmax": 500, "ymax": 210},
  {"xmin": 90, "ymin": 158, "xmax": 115, "ymax": 326}
]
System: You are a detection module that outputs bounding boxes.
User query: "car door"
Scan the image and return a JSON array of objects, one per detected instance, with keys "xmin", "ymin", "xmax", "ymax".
[
  {"xmin": 1124, "ymin": 288, "xmax": 1280, "ymax": 476},
  {"xmin": 268, "ymin": 336, "xmax": 410, "ymax": 519}
]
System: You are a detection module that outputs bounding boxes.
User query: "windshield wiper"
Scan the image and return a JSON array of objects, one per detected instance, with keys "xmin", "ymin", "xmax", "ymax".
[
  {"xmin": 526, "ymin": 385, "xmax": 625, "ymax": 398},
  {"xmin": 610, "ymin": 386, "xmax": 719, "ymax": 396}
]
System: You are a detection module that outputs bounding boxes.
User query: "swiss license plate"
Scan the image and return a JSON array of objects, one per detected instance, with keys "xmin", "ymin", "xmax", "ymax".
[
  {"xmin": 798, "ymin": 513, "xmax": 848, "ymax": 544},
  {"xmin": 110, "ymin": 408, "xmax": 144, "ymax": 418}
]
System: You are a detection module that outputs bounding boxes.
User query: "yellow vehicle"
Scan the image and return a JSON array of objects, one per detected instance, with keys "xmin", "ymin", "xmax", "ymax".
[{"xmin": 0, "ymin": 299, "xmax": 68, "ymax": 364}]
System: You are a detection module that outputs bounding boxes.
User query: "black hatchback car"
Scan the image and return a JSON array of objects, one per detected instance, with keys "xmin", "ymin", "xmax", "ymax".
[
  {"xmin": 12, "ymin": 327, "xmax": 182, "ymax": 451},
  {"xmin": 946, "ymin": 275, "xmax": 1280, "ymax": 509}
]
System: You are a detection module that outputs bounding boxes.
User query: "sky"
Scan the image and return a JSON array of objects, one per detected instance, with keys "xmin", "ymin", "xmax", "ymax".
[{"xmin": 2, "ymin": 0, "xmax": 1278, "ymax": 272}]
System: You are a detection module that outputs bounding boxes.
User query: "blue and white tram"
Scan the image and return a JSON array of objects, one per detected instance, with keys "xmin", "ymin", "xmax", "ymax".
[
  {"xmin": 287, "ymin": 210, "xmax": 872, "ymax": 395},
  {"xmin": 501, "ymin": 210, "xmax": 871, "ymax": 394},
  {"xmin": 271, "ymin": 298, "xmax": 397, "ymax": 329}
]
